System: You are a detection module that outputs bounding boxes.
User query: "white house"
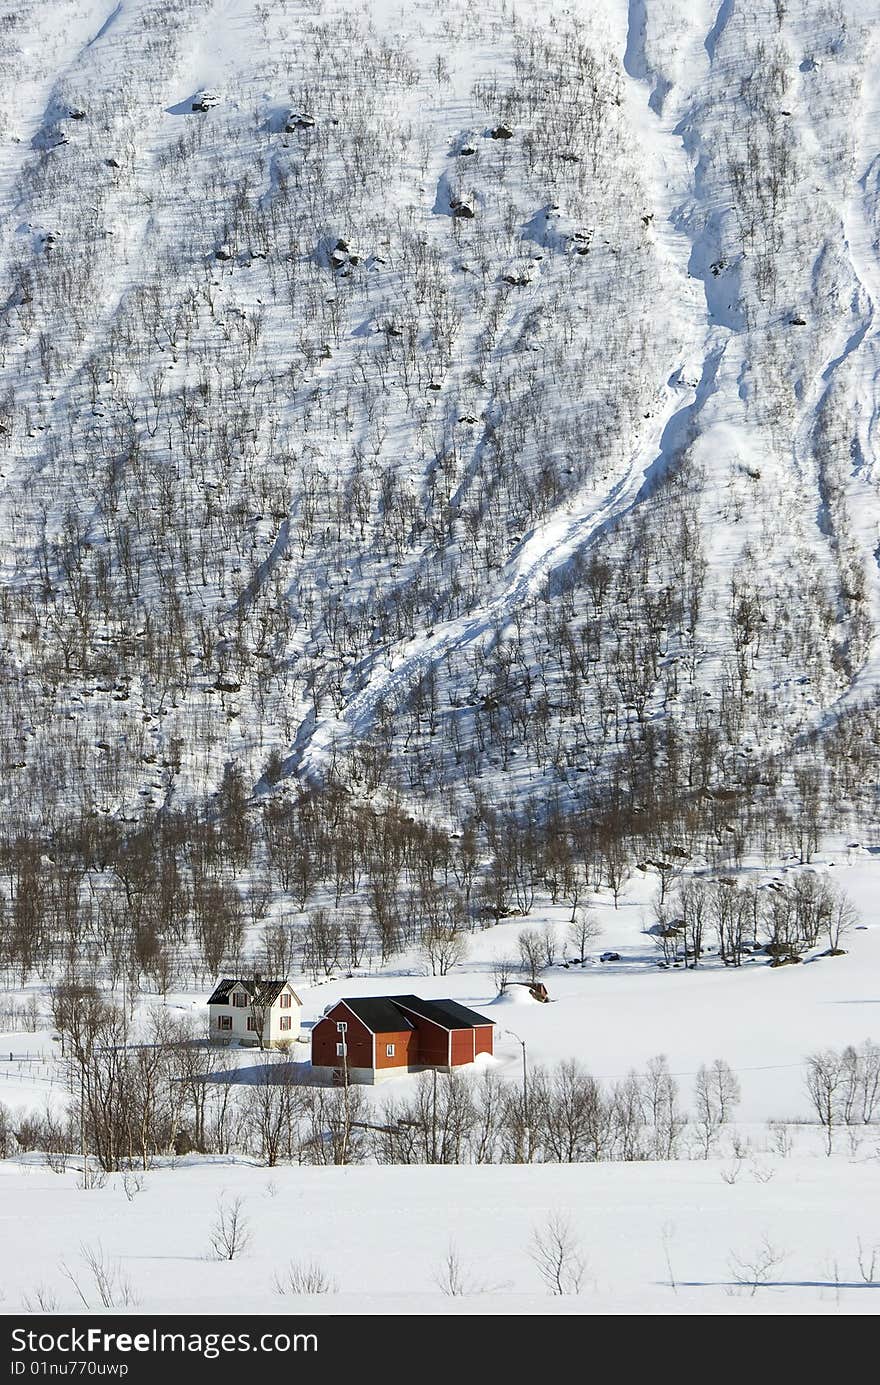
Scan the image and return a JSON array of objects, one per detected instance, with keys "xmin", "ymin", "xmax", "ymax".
[{"xmin": 207, "ymin": 977, "xmax": 302, "ymax": 1048}]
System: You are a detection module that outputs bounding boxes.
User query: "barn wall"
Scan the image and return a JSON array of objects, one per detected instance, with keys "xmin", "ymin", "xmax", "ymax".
[
  {"xmin": 374, "ymin": 1029, "xmax": 415, "ymax": 1069},
  {"xmin": 311, "ymin": 1065, "xmax": 378, "ymax": 1086},
  {"xmin": 450, "ymin": 1029, "xmax": 475, "ymax": 1066},
  {"xmin": 311, "ymin": 1006, "xmax": 372, "ymax": 1070},
  {"xmin": 410, "ymin": 1016, "xmax": 450, "ymax": 1066},
  {"xmin": 475, "ymin": 1026, "xmax": 494, "ymax": 1057}
]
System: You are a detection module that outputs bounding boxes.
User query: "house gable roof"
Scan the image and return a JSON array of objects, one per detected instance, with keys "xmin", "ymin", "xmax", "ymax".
[
  {"xmin": 329, "ymin": 997, "xmax": 416, "ymax": 1034},
  {"xmin": 390, "ymin": 995, "xmax": 495, "ymax": 1030},
  {"xmin": 207, "ymin": 978, "xmax": 300, "ymax": 1007}
]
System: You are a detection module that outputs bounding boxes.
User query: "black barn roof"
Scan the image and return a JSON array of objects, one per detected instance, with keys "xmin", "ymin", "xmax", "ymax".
[
  {"xmin": 322, "ymin": 995, "xmax": 494, "ymax": 1034},
  {"xmin": 334, "ymin": 997, "xmax": 416, "ymax": 1033},
  {"xmin": 389, "ymin": 995, "xmax": 494, "ymax": 1030}
]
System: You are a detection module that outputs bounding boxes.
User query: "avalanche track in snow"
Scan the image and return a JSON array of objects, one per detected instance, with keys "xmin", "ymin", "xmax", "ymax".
[
  {"xmin": 294, "ymin": 2, "xmax": 715, "ymax": 782},
  {"xmin": 829, "ymin": 29, "xmax": 880, "ymax": 710}
]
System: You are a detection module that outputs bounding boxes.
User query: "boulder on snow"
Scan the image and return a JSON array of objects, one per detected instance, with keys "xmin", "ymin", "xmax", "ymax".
[
  {"xmin": 329, "ymin": 238, "xmax": 360, "ymax": 269},
  {"xmin": 285, "ymin": 111, "xmax": 316, "ymax": 132},
  {"xmin": 452, "ymin": 132, "xmax": 478, "ymax": 156},
  {"xmin": 493, "ymin": 983, "xmax": 542, "ymax": 1006},
  {"xmin": 501, "ymin": 266, "xmax": 531, "ymax": 286},
  {"xmin": 191, "ymin": 90, "xmax": 220, "ymax": 112},
  {"xmin": 569, "ymin": 229, "xmax": 592, "ymax": 256}
]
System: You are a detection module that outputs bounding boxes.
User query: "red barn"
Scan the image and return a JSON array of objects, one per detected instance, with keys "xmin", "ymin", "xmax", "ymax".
[{"xmin": 310, "ymin": 994, "xmax": 495, "ymax": 1084}]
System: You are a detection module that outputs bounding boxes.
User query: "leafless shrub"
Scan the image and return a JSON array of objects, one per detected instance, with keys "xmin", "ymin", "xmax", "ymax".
[
  {"xmin": 272, "ymin": 1259, "xmax": 337, "ymax": 1294},
  {"xmin": 433, "ymin": 1242, "xmax": 479, "ymax": 1296},
  {"xmin": 719, "ymin": 1154, "xmax": 743, "ymax": 1185},
  {"xmin": 749, "ymin": 1159, "xmax": 774, "ymax": 1183},
  {"xmin": 21, "ymin": 1284, "xmax": 60, "ymax": 1312},
  {"xmin": 728, "ymin": 1235, "xmax": 786, "ymax": 1295},
  {"xmin": 567, "ymin": 905, "xmax": 601, "ymax": 963},
  {"xmin": 805, "ymin": 1049, "xmax": 846, "ymax": 1156},
  {"xmin": 210, "ymin": 1194, "xmax": 251, "ymax": 1260},
  {"xmin": 766, "ymin": 1120, "xmax": 792, "ymax": 1158},
  {"xmin": 491, "ymin": 955, "xmax": 517, "ymax": 994},
  {"xmin": 76, "ymin": 1162, "xmax": 107, "ymax": 1191},
  {"xmin": 121, "ymin": 1169, "xmax": 146, "ymax": 1201},
  {"xmin": 856, "ymin": 1238, "xmax": 879, "ymax": 1285},
  {"xmin": 60, "ymin": 1242, "xmax": 138, "ymax": 1309},
  {"xmin": 660, "ymin": 1220, "xmax": 677, "ymax": 1291},
  {"xmin": 528, "ymin": 1212, "xmax": 586, "ymax": 1295},
  {"xmin": 517, "ymin": 928, "xmax": 544, "ymax": 982}
]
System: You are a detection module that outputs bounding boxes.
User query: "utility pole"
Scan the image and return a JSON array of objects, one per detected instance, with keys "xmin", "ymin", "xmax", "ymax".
[
  {"xmin": 336, "ymin": 1020, "xmax": 350, "ymax": 1164},
  {"xmin": 79, "ymin": 1059, "xmax": 90, "ymax": 1189},
  {"xmin": 505, "ymin": 1028, "xmax": 529, "ymax": 1161}
]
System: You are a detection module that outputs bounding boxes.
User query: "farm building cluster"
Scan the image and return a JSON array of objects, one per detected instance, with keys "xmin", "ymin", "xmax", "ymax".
[{"xmin": 207, "ymin": 979, "xmax": 494, "ymax": 1083}]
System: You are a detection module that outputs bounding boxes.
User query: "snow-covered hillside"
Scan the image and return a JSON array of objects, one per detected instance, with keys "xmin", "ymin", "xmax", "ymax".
[
  {"xmin": 3, "ymin": 0, "xmax": 880, "ymax": 1320},
  {"xmin": 1, "ymin": 0, "xmax": 879, "ymax": 831}
]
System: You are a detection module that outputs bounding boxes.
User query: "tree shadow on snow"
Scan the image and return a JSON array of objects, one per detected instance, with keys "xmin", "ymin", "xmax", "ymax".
[
  {"xmin": 200, "ymin": 1060, "xmax": 314, "ymax": 1087},
  {"xmin": 670, "ymin": 1280, "xmax": 880, "ymax": 1291}
]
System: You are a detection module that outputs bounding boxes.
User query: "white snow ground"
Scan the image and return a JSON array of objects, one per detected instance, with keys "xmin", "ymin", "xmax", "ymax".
[
  {"xmin": 2, "ymin": 1158, "xmax": 878, "ymax": 1315},
  {"xmin": 2, "ymin": 846, "xmax": 880, "ymax": 1315}
]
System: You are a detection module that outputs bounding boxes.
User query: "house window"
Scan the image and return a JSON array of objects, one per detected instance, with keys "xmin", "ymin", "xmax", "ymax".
[
  {"xmin": 279, "ymin": 993, "xmax": 291, "ymax": 1008},
  {"xmin": 247, "ymin": 1016, "xmax": 258, "ymax": 1031},
  {"xmin": 218, "ymin": 1015, "xmax": 232, "ymax": 1031},
  {"xmin": 336, "ymin": 1042, "xmax": 347, "ymax": 1057},
  {"xmin": 386, "ymin": 1043, "xmax": 395, "ymax": 1058},
  {"xmin": 232, "ymin": 992, "xmax": 247, "ymax": 1008},
  {"xmin": 280, "ymin": 1016, "xmax": 292, "ymax": 1032}
]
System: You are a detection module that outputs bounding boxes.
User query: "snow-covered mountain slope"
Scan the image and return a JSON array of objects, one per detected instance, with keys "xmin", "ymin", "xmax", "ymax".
[{"xmin": 1, "ymin": 0, "xmax": 880, "ymax": 843}]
